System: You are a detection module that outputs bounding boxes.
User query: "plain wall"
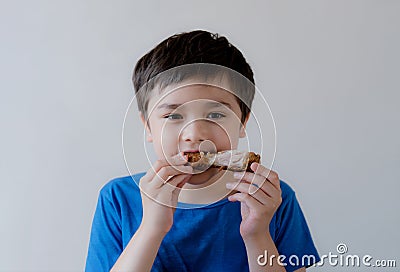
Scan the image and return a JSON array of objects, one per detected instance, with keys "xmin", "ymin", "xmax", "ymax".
[{"xmin": 1, "ymin": 0, "xmax": 399, "ymax": 271}]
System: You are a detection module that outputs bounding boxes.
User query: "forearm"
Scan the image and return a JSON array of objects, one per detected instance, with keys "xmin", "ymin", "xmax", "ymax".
[
  {"xmin": 111, "ymin": 224, "xmax": 165, "ymax": 272},
  {"xmin": 244, "ymin": 234, "xmax": 286, "ymax": 272}
]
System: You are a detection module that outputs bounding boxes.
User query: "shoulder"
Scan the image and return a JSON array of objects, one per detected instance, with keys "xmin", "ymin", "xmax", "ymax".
[
  {"xmin": 275, "ymin": 179, "xmax": 301, "ymax": 220},
  {"xmin": 98, "ymin": 172, "xmax": 146, "ymax": 203},
  {"xmin": 279, "ymin": 179, "xmax": 296, "ymax": 201}
]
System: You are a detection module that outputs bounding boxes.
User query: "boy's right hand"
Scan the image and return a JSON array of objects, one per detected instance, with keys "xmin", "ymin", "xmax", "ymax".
[{"xmin": 139, "ymin": 153, "xmax": 193, "ymax": 236}]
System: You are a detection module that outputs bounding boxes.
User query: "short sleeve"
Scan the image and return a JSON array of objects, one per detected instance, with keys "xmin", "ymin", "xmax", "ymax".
[
  {"xmin": 274, "ymin": 182, "xmax": 320, "ymax": 272},
  {"xmin": 85, "ymin": 187, "xmax": 123, "ymax": 272}
]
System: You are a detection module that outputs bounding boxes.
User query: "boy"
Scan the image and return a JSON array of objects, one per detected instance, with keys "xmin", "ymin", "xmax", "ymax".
[{"xmin": 85, "ymin": 30, "xmax": 320, "ymax": 271}]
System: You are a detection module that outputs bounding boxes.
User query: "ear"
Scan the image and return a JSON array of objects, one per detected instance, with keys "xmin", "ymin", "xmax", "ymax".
[
  {"xmin": 139, "ymin": 111, "xmax": 153, "ymax": 142},
  {"xmin": 239, "ymin": 113, "xmax": 250, "ymax": 138}
]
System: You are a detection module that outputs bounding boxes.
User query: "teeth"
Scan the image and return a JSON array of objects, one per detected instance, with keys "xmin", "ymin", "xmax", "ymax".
[{"xmin": 185, "ymin": 150, "xmax": 260, "ymax": 173}]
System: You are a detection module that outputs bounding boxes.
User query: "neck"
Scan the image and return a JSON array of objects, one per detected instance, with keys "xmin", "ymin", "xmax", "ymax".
[{"xmin": 178, "ymin": 169, "xmax": 235, "ymax": 205}]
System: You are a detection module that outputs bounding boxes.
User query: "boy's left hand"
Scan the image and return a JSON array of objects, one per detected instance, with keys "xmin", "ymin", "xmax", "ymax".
[{"xmin": 227, "ymin": 162, "xmax": 282, "ymax": 241}]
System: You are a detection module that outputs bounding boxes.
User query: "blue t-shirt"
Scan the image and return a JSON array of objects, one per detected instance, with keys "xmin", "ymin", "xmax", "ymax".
[{"xmin": 85, "ymin": 173, "xmax": 320, "ymax": 272}]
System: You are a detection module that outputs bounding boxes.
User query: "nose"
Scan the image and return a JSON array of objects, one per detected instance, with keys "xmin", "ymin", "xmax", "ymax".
[{"xmin": 181, "ymin": 120, "xmax": 209, "ymax": 143}]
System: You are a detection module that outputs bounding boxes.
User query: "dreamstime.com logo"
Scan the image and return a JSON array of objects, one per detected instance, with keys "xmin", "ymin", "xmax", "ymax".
[{"xmin": 257, "ymin": 243, "xmax": 397, "ymax": 268}]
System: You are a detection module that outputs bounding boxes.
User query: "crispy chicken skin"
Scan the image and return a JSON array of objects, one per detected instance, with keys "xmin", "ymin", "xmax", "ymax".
[{"xmin": 184, "ymin": 150, "xmax": 260, "ymax": 172}]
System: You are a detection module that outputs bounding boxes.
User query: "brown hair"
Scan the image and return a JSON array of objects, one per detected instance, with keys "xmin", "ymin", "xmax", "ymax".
[{"xmin": 133, "ymin": 30, "xmax": 255, "ymax": 123}]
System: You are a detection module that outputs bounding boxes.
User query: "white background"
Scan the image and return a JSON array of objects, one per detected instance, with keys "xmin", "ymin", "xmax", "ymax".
[{"xmin": 1, "ymin": 0, "xmax": 399, "ymax": 271}]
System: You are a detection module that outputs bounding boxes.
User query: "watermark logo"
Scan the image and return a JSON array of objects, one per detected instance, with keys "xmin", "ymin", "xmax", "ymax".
[
  {"xmin": 315, "ymin": 243, "xmax": 397, "ymax": 268},
  {"xmin": 257, "ymin": 243, "xmax": 397, "ymax": 268},
  {"xmin": 257, "ymin": 250, "xmax": 317, "ymax": 267},
  {"xmin": 336, "ymin": 243, "xmax": 348, "ymax": 254}
]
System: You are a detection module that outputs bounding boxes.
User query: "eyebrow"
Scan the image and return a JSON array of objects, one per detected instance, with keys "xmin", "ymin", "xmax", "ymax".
[
  {"xmin": 156, "ymin": 101, "xmax": 232, "ymax": 110},
  {"xmin": 156, "ymin": 103, "xmax": 181, "ymax": 110},
  {"xmin": 206, "ymin": 101, "xmax": 232, "ymax": 109}
]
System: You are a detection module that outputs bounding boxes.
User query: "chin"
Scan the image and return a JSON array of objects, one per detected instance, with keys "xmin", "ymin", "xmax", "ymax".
[{"xmin": 186, "ymin": 168, "xmax": 220, "ymax": 185}]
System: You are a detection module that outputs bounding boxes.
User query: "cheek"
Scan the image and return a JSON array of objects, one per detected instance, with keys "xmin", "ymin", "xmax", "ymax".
[
  {"xmin": 213, "ymin": 123, "xmax": 241, "ymax": 150},
  {"xmin": 153, "ymin": 123, "xmax": 180, "ymax": 154}
]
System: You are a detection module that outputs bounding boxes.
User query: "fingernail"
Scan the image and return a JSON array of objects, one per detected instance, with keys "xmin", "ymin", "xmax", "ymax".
[{"xmin": 233, "ymin": 172, "xmax": 242, "ymax": 179}]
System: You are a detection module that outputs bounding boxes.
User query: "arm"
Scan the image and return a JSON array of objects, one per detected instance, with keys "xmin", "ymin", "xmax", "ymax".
[
  {"xmin": 111, "ymin": 154, "xmax": 192, "ymax": 271},
  {"xmin": 244, "ymin": 236, "xmax": 307, "ymax": 271},
  {"xmin": 243, "ymin": 234, "xmax": 285, "ymax": 272},
  {"xmin": 227, "ymin": 162, "xmax": 285, "ymax": 272},
  {"xmin": 227, "ymin": 163, "xmax": 318, "ymax": 272},
  {"xmin": 110, "ymin": 225, "xmax": 165, "ymax": 271}
]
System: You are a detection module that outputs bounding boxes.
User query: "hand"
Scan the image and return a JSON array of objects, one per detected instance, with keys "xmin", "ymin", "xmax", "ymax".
[
  {"xmin": 139, "ymin": 153, "xmax": 193, "ymax": 235},
  {"xmin": 227, "ymin": 162, "xmax": 282, "ymax": 241}
]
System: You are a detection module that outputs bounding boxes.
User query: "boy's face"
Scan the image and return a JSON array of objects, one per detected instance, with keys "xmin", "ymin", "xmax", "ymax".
[{"xmin": 140, "ymin": 82, "xmax": 249, "ymax": 185}]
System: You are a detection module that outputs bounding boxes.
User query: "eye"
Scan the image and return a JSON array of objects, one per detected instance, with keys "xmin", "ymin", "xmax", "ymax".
[
  {"xmin": 164, "ymin": 113, "xmax": 183, "ymax": 120},
  {"xmin": 207, "ymin": 112, "xmax": 226, "ymax": 119}
]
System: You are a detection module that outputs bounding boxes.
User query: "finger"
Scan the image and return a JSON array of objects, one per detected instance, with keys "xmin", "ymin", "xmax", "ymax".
[
  {"xmin": 153, "ymin": 165, "xmax": 193, "ymax": 187},
  {"xmin": 165, "ymin": 174, "xmax": 191, "ymax": 190},
  {"xmin": 144, "ymin": 153, "xmax": 188, "ymax": 181},
  {"xmin": 154, "ymin": 153, "xmax": 188, "ymax": 172},
  {"xmin": 159, "ymin": 174, "xmax": 191, "ymax": 209},
  {"xmin": 227, "ymin": 182, "xmax": 270, "ymax": 205},
  {"xmin": 250, "ymin": 163, "xmax": 280, "ymax": 189},
  {"xmin": 142, "ymin": 159, "xmax": 169, "ymax": 181},
  {"xmin": 170, "ymin": 174, "xmax": 191, "ymax": 199},
  {"xmin": 166, "ymin": 152, "xmax": 189, "ymax": 166},
  {"xmin": 177, "ymin": 174, "xmax": 192, "ymax": 188},
  {"xmin": 228, "ymin": 192, "xmax": 263, "ymax": 210},
  {"xmin": 234, "ymin": 171, "xmax": 279, "ymax": 198}
]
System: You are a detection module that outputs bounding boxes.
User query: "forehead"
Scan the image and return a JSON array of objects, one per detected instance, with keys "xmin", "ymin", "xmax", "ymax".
[{"xmin": 149, "ymin": 83, "xmax": 240, "ymax": 110}]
